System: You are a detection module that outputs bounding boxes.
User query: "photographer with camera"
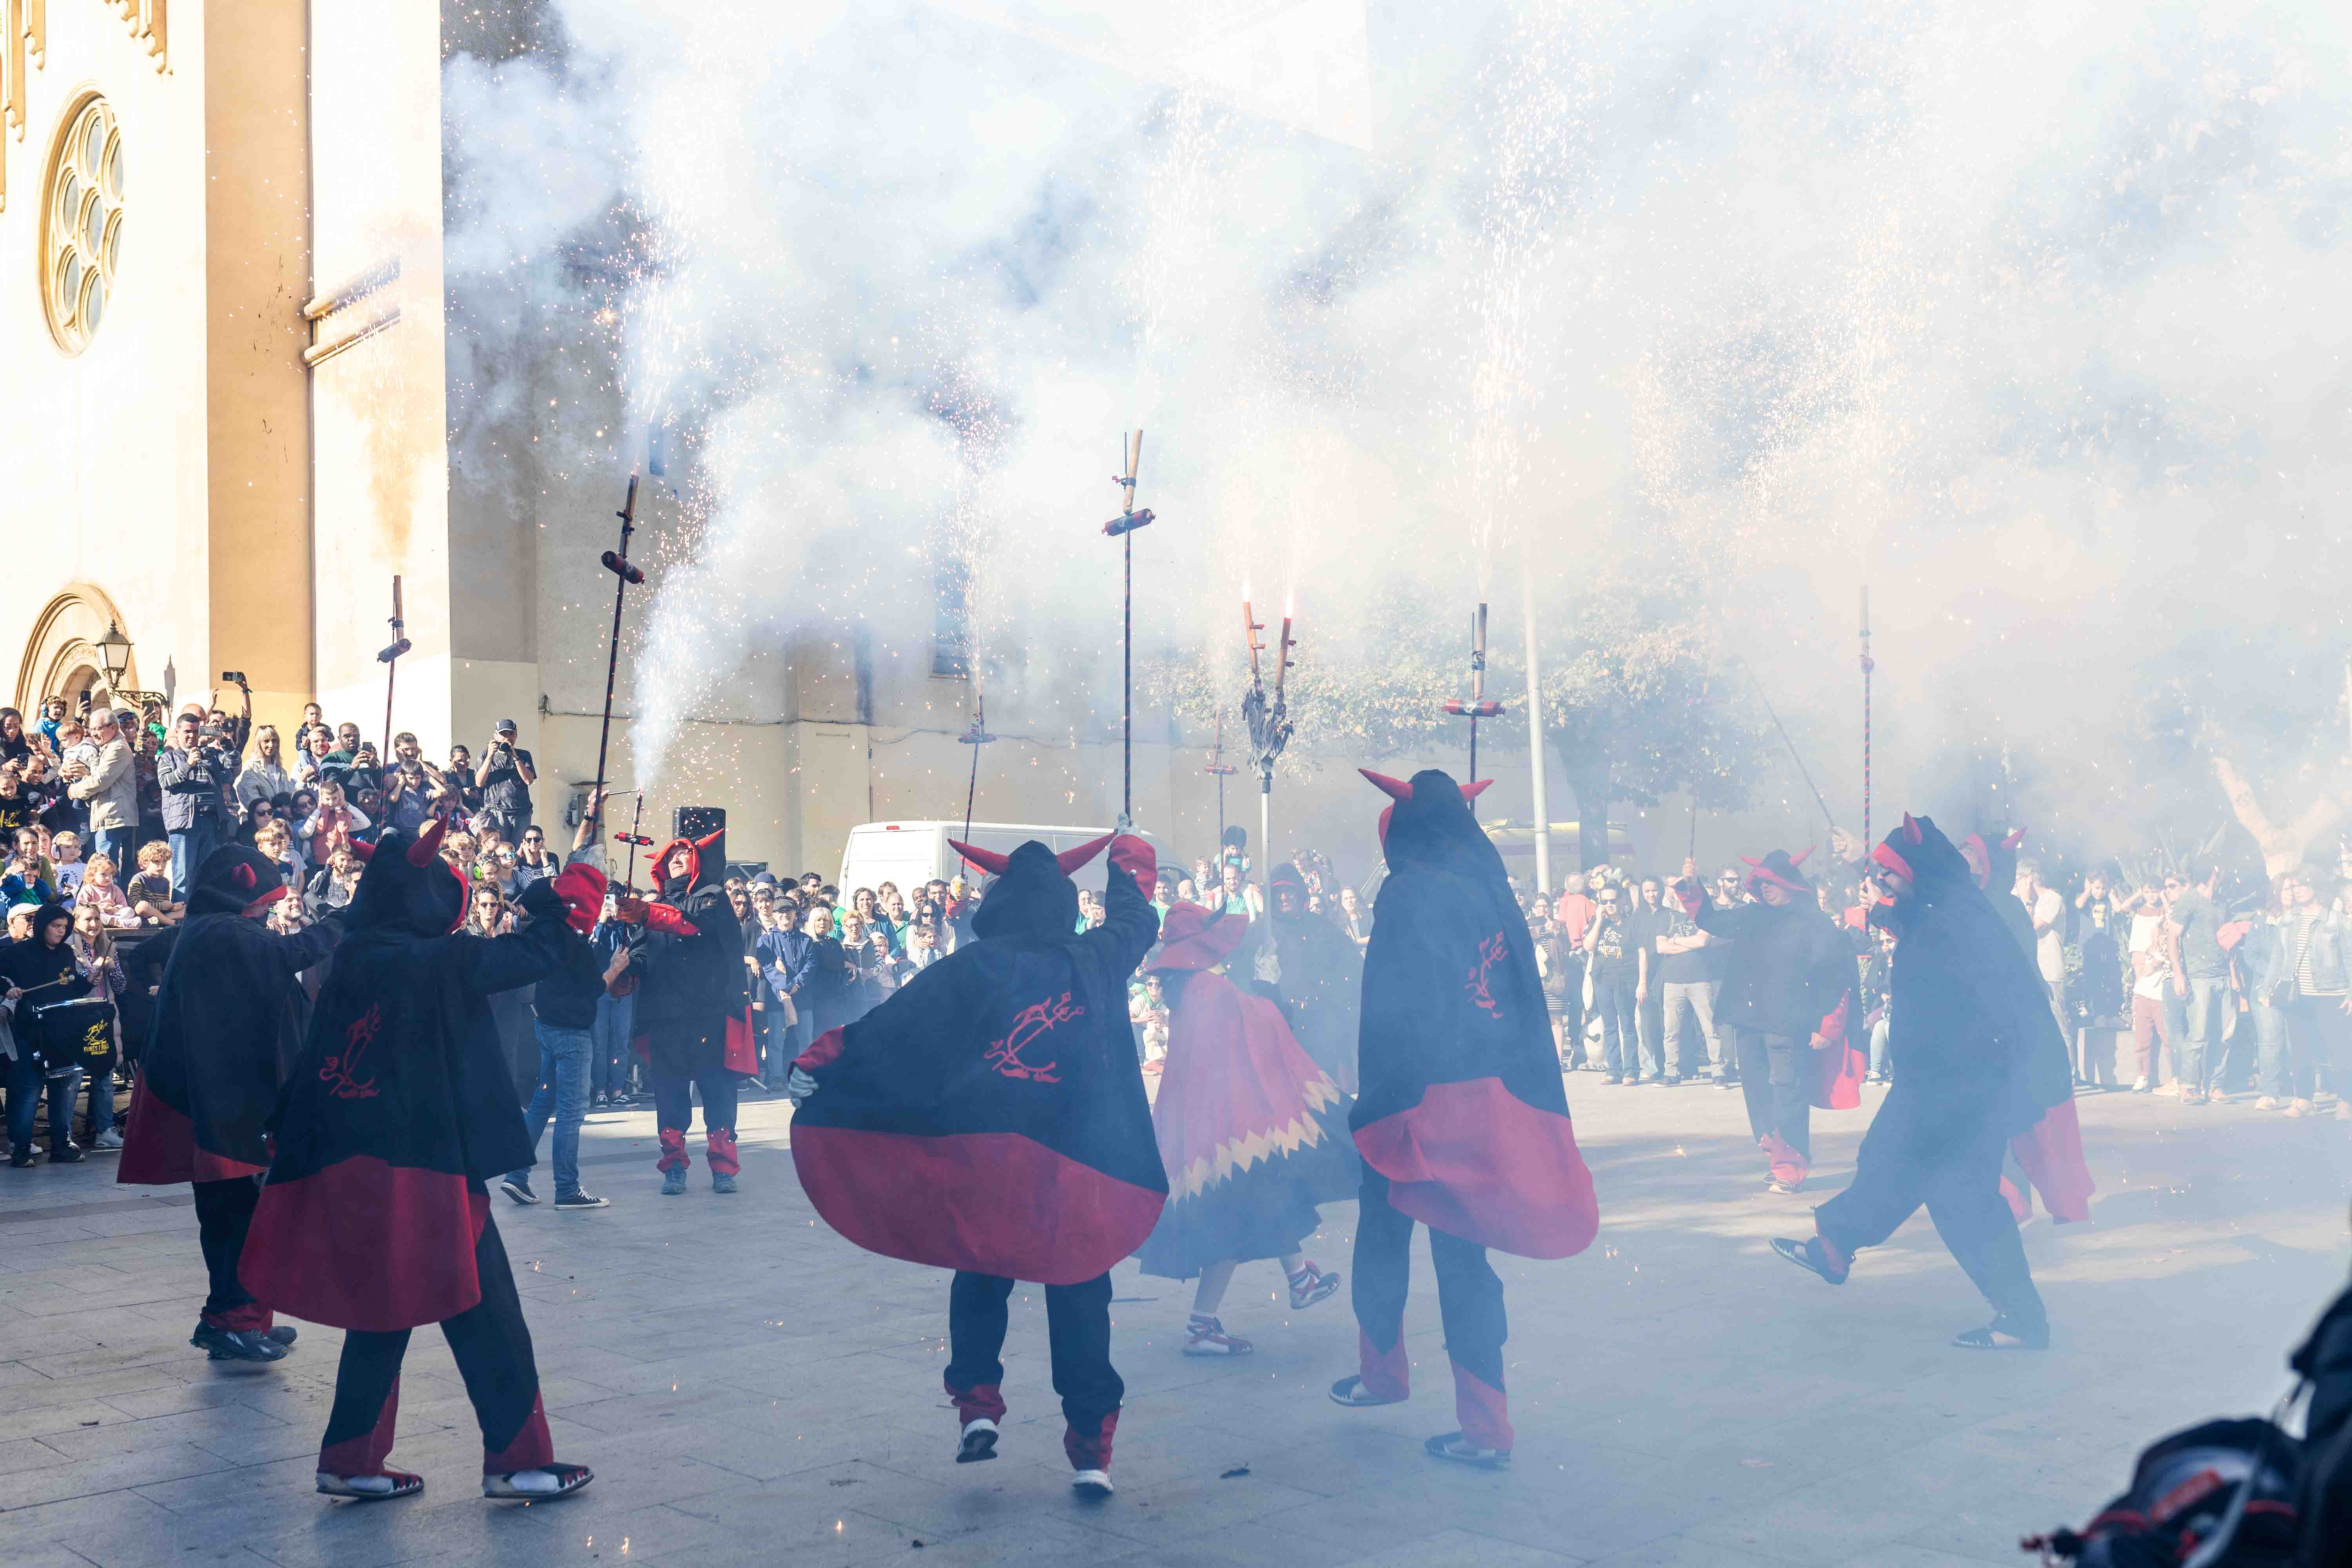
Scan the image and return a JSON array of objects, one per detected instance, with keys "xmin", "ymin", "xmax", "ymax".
[
  {"xmin": 476, "ymin": 719, "xmax": 537, "ymax": 846},
  {"xmin": 158, "ymin": 708, "xmax": 243, "ymax": 903}
]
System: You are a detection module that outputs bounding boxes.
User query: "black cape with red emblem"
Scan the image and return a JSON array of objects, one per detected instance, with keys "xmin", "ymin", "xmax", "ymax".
[
  {"xmin": 1353, "ymin": 769, "xmax": 1599, "ymax": 1260},
  {"xmin": 790, "ymin": 833, "xmax": 1165, "ymax": 1286},
  {"xmin": 1862, "ymin": 815, "xmax": 2081, "ymax": 1176},
  {"xmin": 117, "ymin": 845, "xmax": 342, "ymax": 1186},
  {"xmin": 630, "ymin": 829, "xmax": 754, "ymax": 1073},
  {"xmin": 1138, "ymin": 902, "xmax": 1355, "ymax": 1281},
  {"xmin": 238, "ymin": 821, "xmax": 579, "ymax": 1332}
]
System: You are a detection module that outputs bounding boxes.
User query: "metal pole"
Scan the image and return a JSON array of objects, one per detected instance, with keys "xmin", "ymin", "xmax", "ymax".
[
  {"xmin": 379, "ymin": 576, "xmax": 403, "ymax": 757},
  {"xmin": 1123, "ymin": 528, "xmax": 1133, "ymax": 827},
  {"xmin": 594, "ymin": 476, "xmax": 642, "ymax": 843},
  {"xmin": 1260, "ymin": 771, "xmax": 1270, "ymax": 889},
  {"xmin": 1860, "ymin": 584, "xmax": 1873, "ymax": 849},
  {"xmin": 1520, "ymin": 572, "xmax": 1550, "ymax": 893}
]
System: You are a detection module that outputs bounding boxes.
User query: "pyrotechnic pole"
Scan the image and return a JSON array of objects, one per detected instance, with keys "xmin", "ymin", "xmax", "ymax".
[
  {"xmin": 376, "ymin": 576, "xmax": 410, "ymax": 757},
  {"xmin": 1519, "ymin": 571, "xmax": 1551, "ymax": 893},
  {"xmin": 1860, "ymin": 585, "xmax": 1874, "ymax": 849},
  {"xmin": 1100, "ymin": 431, "xmax": 1154, "ymax": 831},
  {"xmin": 1443, "ymin": 603, "xmax": 1503, "ymax": 812},
  {"xmin": 1241, "ymin": 597, "xmax": 1294, "ymax": 876},
  {"xmin": 1746, "ymin": 665, "xmax": 1837, "ymax": 831},
  {"xmin": 594, "ymin": 476, "xmax": 646, "ymax": 842},
  {"xmin": 1204, "ymin": 706, "xmax": 1238, "ymax": 847},
  {"xmin": 958, "ymin": 690, "xmax": 996, "ymax": 845}
]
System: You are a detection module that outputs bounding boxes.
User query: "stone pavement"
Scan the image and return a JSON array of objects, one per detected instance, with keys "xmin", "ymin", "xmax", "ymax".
[{"xmin": 3, "ymin": 1078, "xmax": 2348, "ymax": 1568}]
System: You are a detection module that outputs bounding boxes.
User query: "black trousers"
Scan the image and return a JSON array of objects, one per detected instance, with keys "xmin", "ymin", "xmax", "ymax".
[
  {"xmin": 1351, "ymin": 1166, "xmax": 1513, "ymax": 1451},
  {"xmin": 1815, "ymin": 1098, "xmax": 2048, "ymax": 1332},
  {"xmin": 319, "ymin": 1207, "xmax": 552, "ymax": 1477},
  {"xmin": 192, "ymin": 1176, "xmax": 267, "ymax": 1330},
  {"xmin": 944, "ymin": 1270, "xmax": 1122, "ymax": 1470},
  {"xmin": 1737, "ymin": 1029, "xmax": 1811, "ymax": 1175},
  {"xmin": 1593, "ymin": 972, "xmax": 1640, "ymax": 1079}
]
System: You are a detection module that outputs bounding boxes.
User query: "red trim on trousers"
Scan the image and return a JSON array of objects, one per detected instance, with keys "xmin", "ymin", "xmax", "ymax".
[
  {"xmin": 945, "ymin": 1375, "xmax": 1006, "ymax": 1427},
  {"xmin": 481, "ymin": 1391, "xmax": 555, "ymax": 1474},
  {"xmin": 319, "ymin": 1375, "xmax": 402, "ymax": 1477},
  {"xmin": 706, "ymin": 1128, "xmax": 740, "ymax": 1177},
  {"xmin": 1359, "ymin": 1328, "xmax": 1411, "ymax": 1401},
  {"xmin": 657, "ymin": 1127, "xmax": 689, "ymax": 1172},
  {"xmin": 1450, "ymin": 1356, "xmax": 1513, "ymax": 1452},
  {"xmin": 1062, "ymin": 1409, "xmax": 1118, "ymax": 1472}
]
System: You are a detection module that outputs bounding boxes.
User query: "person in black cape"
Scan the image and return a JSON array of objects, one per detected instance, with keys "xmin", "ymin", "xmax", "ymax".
[
  {"xmin": 1682, "ymin": 847, "xmax": 1855, "ymax": 1194},
  {"xmin": 1331, "ymin": 770, "xmax": 1600, "ymax": 1472},
  {"xmin": 1773, "ymin": 813, "xmax": 2064, "ymax": 1349},
  {"xmin": 238, "ymin": 812, "xmax": 601, "ymax": 1503},
  {"xmin": 628, "ymin": 828, "xmax": 751, "ymax": 1195},
  {"xmin": 786, "ymin": 831, "xmax": 1161, "ymax": 1499},
  {"xmin": 2, "ymin": 899, "xmax": 92, "ymax": 1166},
  {"xmin": 115, "ymin": 843, "xmax": 343, "ymax": 1362},
  {"xmin": 1255, "ymin": 860, "xmax": 1365, "ymax": 1094}
]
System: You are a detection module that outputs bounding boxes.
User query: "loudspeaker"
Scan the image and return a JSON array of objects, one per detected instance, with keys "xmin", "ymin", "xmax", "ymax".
[{"xmin": 675, "ymin": 806, "xmax": 725, "ymax": 884}]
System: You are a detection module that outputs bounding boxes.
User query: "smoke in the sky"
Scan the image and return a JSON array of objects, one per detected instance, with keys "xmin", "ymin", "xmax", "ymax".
[{"xmin": 441, "ymin": 0, "xmax": 2352, "ymax": 838}]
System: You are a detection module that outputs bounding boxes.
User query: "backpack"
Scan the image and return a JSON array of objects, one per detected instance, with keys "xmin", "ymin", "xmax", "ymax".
[{"xmin": 2023, "ymin": 1417, "xmax": 2301, "ymax": 1567}]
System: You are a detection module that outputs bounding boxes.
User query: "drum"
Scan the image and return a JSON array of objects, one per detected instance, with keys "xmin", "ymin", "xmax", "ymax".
[{"xmin": 27, "ymin": 996, "xmax": 115, "ymax": 1080}]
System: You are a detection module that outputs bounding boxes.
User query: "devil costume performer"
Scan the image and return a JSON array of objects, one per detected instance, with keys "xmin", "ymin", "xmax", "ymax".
[
  {"xmin": 116, "ymin": 844, "xmax": 343, "ymax": 1363},
  {"xmin": 1257, "ymin": 862, "xmax": 1365, "ymax": 1094},
  {"xmin": 1685, "ymin": 849, "xmax": 1857, "ymax": 1194},
  {"xmin": 1973, "ymin": 828, "xmax": 2096, "ymax": 1226},
  {"xmin": 1138, "ymin": 901, "xmax": 1353, "ymax": 1352},
  {"xmin": 1332, "ymin": 769, "xmax": 1600, "ymax": 1470},
  {"xmin": 1773, "ymin": 814, "xmax": 2069, "ymax": 1349},
  {"xmin": 238, "ymin": 816, "xmax": 601, "ymax": 1501},
  {"xmin": 631, "ymin": 828, "xmax": 753, "ymax": 1193},
  {"xmin": 788, "ymin": 832, "xmax": 1161, "ymax": 1497}
]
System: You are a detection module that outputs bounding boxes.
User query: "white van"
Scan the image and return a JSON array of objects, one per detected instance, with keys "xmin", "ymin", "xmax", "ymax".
[{"xmin": 835, "ymin": 821, "xmax": 1154, "ymax": 897}]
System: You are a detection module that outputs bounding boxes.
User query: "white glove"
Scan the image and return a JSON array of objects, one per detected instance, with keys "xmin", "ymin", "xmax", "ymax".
[{"xmin": 785, "ymin": 1067, "xmax": 819, "ymax": 1103}]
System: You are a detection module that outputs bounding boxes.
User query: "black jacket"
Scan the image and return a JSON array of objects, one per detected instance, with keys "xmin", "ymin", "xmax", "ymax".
[{"xmin": 1693, "ymin": 898, "xmax": 1853, "ymax": 1042}]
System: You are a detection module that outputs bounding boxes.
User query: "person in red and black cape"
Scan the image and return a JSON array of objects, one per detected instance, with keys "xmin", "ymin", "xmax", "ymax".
[
  {"xmin": 237, "ymin": 812, "xmax": 603, "ymax": 1502},
  {"xmin": 1138, "ymin": 901, "xmax": 1353, "ymax": 1357},
  {"xmin": 784, "ymin": 831, "xmax": 1161, "ymax": 1499},
  {"xmin": 1773, "ymin": 814, "xmax": 2067, "ymax": 1350},
  {"xmin": 628, "ymin": 828, "xmax": 752, "ymax": 1195},
  {"xmin": 1973, "ymin": 826, "xmax": 2096, "ymax": 1226},
  {"xmin": 1678, "ymin": 848, "xmax": 1858, "ymax": 1194},
  {"xmin": 116, "ymin": 843, "xmax": 344, "ymax": 1363},
  {"xmin": 1330, "ymin": 769, "xmax": 1600, "ymax": 1472}
]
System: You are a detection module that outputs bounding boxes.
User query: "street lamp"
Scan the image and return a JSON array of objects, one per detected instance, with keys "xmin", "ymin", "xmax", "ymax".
[{"xmin": 91, "ymin": 619, "xmax": 166, "ymax": 710}]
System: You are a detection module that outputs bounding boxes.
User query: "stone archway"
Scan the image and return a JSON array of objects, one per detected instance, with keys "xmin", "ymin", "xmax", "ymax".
[{"xmin": 14, "ymin": 585, "xmax": 140, "ymax": 714}]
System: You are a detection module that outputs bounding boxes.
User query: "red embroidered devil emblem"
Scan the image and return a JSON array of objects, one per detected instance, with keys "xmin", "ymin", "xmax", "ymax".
[
  {"xmin": 985, "ymin": 991, "xmax": 1083, "ymax": 1083},
  {"xmin": 320, "ymin": 1004, "xmax": 384, "ymax": 1100},
  {"xmin": 1466, "ymin": 933, "xmax": 1507, "ymax": 1019}
]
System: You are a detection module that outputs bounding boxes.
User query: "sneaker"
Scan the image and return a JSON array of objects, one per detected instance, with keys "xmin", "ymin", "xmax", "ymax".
[
  {"xmin": 1766, "ymin": 1178, "xmax": 1803, "ymax": 1196},
  {"xmin": 956, "ymin": 1417, "xmax": 999, "ymax": 1464},
  {"xmin": 483, "ymin": 1463, "xmax": 593, "ymax": 1500},
  {"xmin": 267, "ymin": 1325, "xmax": 298, "ymax": 1346},
  {"xmin": 2287, "ymin": 1099, "xmax": 2314, "ymax": 1118},
  {"xmin": 1425, "ymin": 1432, "xmax": 1510, "ymax": 1470},
  {"xmin": 711, "ymin": 1172, "xmax": 737, "ymax": 1194},
  {"xmin": 500, "ymin": 1178, "xmax": 538, "ymax": 1206},
  {"xmin": 553, "ymin": 1191, "xmax": 610, "ymax": 1210},
  {"xmin": 316, "ymin": 1469, "xmax": 423, "ymax": 1501},
  {"xmin": 49, "ymin": 1143, "xmax": 84, "ymax": 1164},
  {"xmin": 2180, "ymin": 1090, "xmax": 2208, "ymax": 1106},
  {"xmin": 1181, "ymin": 1315, "xmax": 1254, "ymax": 1356},
  {"xmin": 660, "ymin": 1168, "xmax": 686, "ymax": 1196},
  {"xmin": 191, "ymin": 1324, "xmax": 287, "ymax": 1362},
  {"xmin": 2255, "ymin": 1096, "xmax": 2281, "ymax": 1111},
  {"xmin": 1719, "ymin": 1074, "xmax": 1739, "ymax": 1089},
  {"xmin": 2339, "ymin": 1102, "xmax": 2352, "ymax": 1123},
  {"xmin": 91, "ymin": 1129, "xmax": 125, "ymax": 1151},
  {"xmin": 1770, "ymin": 1234, "xmax": 1850, "ymax": 1285},
  {"xmin": 591, "ymin": 1093, "xmax": 610, "ymax": 1109},
  {"xmin": 1662, "ymin": 1076, "xmax": 1682, "ymax": 1087},
  {"xmin": 2155, "ymin": 1081, "xmax": 2181, "ymax": 1096},
  {"xmin": 1952, "ymin": 1316, "xmax": 2050, "ymax": 1351},
  {"xmin": 2132, "ymin": 1076, "xmax": 2152, "ymax": 1093},
  {"xmin": 1287, "ymin": 1261, "xmax": 1342, "ymax": 1311},
  {"xmin": 8, "ymin": 1152, "xmax": 33, "ymax": 1169},
  {"xmin": 1070, "ymin": 1469, "xmax": 1114, "ymax": 1498}
]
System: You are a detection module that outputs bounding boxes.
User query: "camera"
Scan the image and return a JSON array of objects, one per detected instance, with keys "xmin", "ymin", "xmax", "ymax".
[{"xmin": 220, "ymin": 671, "xmax": 247, "ymax": 686}]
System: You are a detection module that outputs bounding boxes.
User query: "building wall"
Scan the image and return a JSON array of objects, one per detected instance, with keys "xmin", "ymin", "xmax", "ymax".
[{"xmin": 3, "ymin": 1, "xmax": 211, "ymax": 715}]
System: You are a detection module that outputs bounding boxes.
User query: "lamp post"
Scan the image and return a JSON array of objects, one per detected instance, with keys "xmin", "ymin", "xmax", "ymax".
[{"xmin": 92, "ymin": 620, "xmax": 166, "ymax": 711}]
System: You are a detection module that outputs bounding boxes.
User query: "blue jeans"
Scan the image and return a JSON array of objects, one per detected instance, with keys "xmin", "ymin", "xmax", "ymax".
[
  {"xmin": 1868, "ymin": 1016, "xmax": 1891, "ymax": 1078},
  {"xmin": 507, "ymin": 1021, "xmax": 590, "ymax": 1198},
  {"xmin": 92, "ymin": 828, "xmax": 132, "ymax": 875},
  {"xmin": 2181, "ymin": 978, "xmax": 2229, "ymax": 1093},
  {"xmin": 2253, "ymin": 1000, "xmax": 2296, "ymax": 1099},
  {"xmin": 1593, "ymin": 973, "xmax": 1640, "ymax": 1079},
  {"xmin": 589, "ymin": 991, "xmax": 634, "ymax": 1099},
  {"xmin": 168, "ymin": 819, "xmax": 220, "ymax": 902},
  {"xmin": 7, "ymin": 1053, "xmax": 75, "ymax": 1154}
]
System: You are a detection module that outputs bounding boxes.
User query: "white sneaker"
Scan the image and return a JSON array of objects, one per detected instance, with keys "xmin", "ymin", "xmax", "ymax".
[
  {"xmin": 1071, "ymin": 1468, "xmax": 1114, "ymax": 1497},
  {"xmin": 956, "ymin": 1418, "xmax": 998, "ymax": 1464},
  {"xmin": 92, "ymin": 1129, "xmax": 125, "ymax": 1150},
  {"xmin": 2131, "ymin": 1076, "xmax": 2151, "ymax": 1093},
  {"xmin": 2255, "ymin": 1096, "xmax": 2281, "ymax": 1111}
]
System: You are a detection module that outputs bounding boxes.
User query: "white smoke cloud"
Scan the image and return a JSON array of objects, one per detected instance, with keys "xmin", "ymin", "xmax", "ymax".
[{"xmin": 442, "ymin": 0, "xmax": 2352, "ymax": 831}]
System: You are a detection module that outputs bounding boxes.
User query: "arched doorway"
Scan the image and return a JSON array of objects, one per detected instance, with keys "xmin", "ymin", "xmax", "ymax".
[{"xmin": 15, "ymin": 586, "xmax": 142, "ymax": 714}]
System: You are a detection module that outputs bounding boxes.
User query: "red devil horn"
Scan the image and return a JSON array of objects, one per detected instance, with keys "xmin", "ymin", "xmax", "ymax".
[
  {"xmin": 947, "ymin": 839, "xmax": 1011, "ymax": 877},
  {"xmin": 346, "ymin": 839, "xmax": 376, "ymax": 862},
  {"xmin": 1459, "ymin": 779, "xmax": 1494, "ymax": 801},
  {"xmin": 407, "ymin": 813, "xmax": 448, "ymax": 867},
  {"xmin": 1902, "ymin": 812, "xmax": 1922, "ymax": 844},
  {"xmin": 1740, "ymin": 855, "xmax": 1763, "ymax": 867},
  {"xmin": 695, "ymin": 828, "xmax": 725, "ymax": 852},
  {"xmin": 1055, "ymin": 833, "xmax": 1113, "ymax": 875},
  {"xmin": 1789, "ymin": 846, "xmax": 1813, "ymax": 867},
  {"xmin": 1358, "ymin": 768, "xmax": 1413, "ymax": 802}
]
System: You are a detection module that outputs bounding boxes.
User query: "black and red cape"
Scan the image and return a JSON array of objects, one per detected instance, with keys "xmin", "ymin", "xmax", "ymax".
[
  {"xmin": 1352, "ymin": 769, "xmax": 1599, "ymax": 1260},
  {"xmin": 239, "ymin": 818, "xmax": 588, "ymax": 1332},
  {"xmin": 117, "ymin": 845, "xmax": 342, "ymax": 1186},
  {"xmin": 791, "ymin": 833, "xmax": 1165, "ymax": 1285}
]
